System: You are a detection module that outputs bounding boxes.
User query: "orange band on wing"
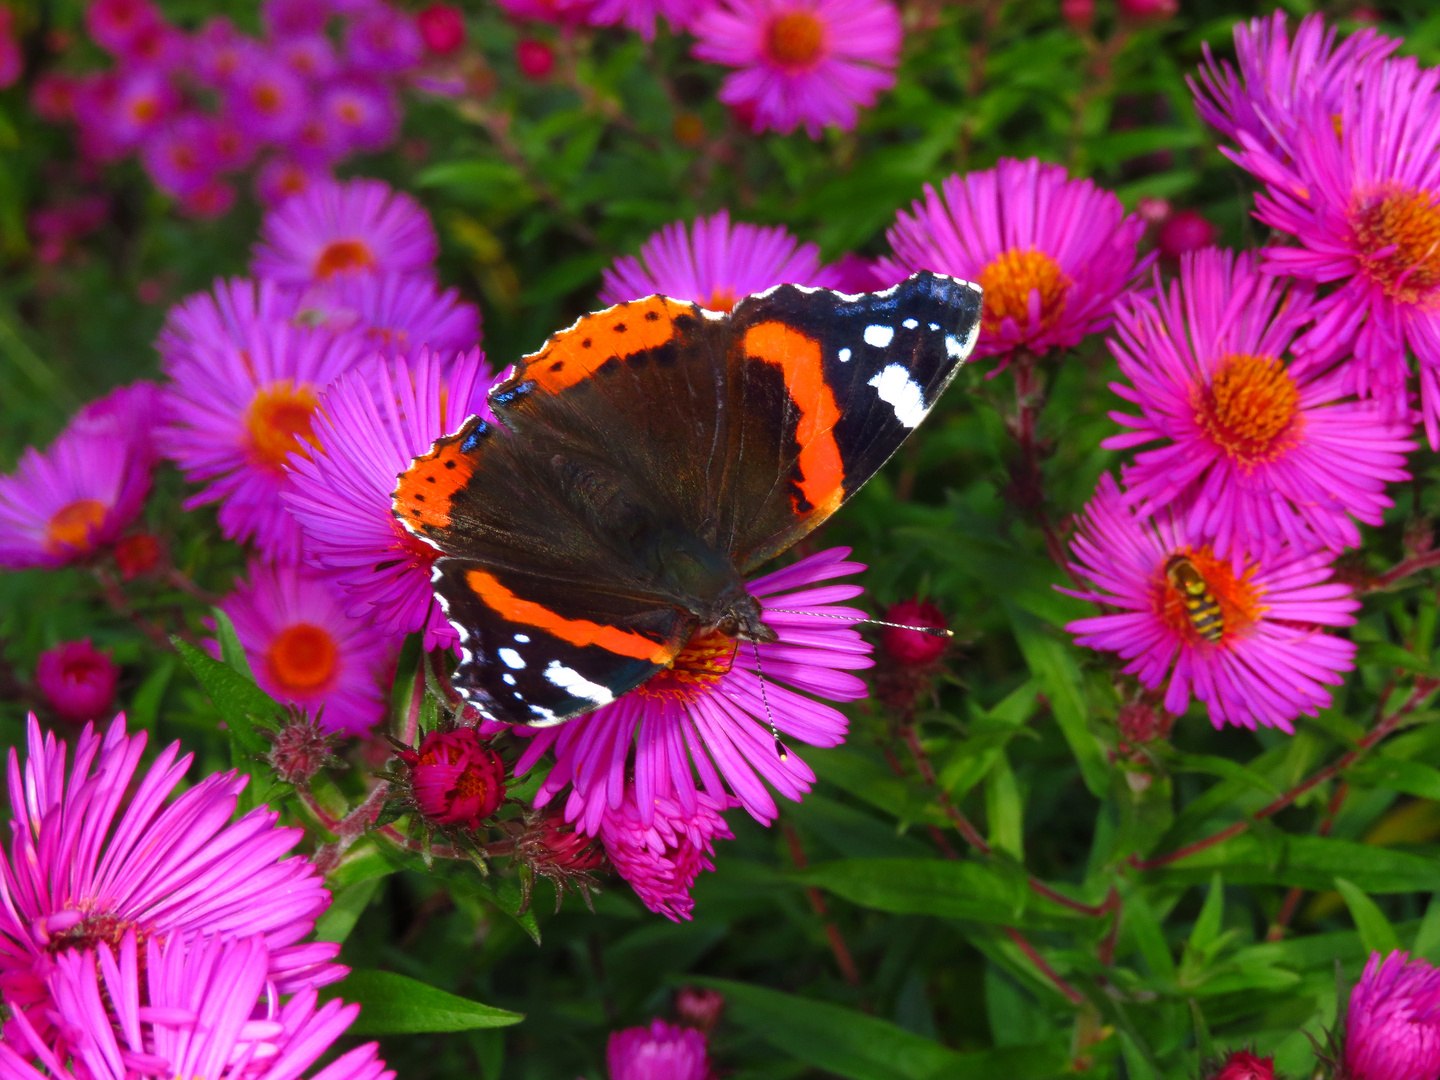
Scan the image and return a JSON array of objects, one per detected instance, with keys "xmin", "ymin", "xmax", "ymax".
[
  {"xmin": 464, "ymin": 569, "xmax": 676, "ymax": 662},
  {"xmin": 743, "ymin": 321, "xmax": 845, "ymax": 516},
  {"xmin": 393, "ymin": 424, "xmax": 479, "ymax": 533},
  {"xmin": 523, "ymin": 296, "xmax": 689, "ymax": 393}
]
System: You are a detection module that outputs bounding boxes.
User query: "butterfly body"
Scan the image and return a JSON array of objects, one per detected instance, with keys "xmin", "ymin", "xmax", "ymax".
[{"xmin": 392, "ymin": 272, "xmax": 983, "ymax": 725}]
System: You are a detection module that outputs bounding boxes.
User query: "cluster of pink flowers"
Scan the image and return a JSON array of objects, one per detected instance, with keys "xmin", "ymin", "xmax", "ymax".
[
  {"xmin": 0, "ymin": 714, "xmax": 387, "ymax": 1080},
  {"xmin": 33, "ymin": 0, "xmax": 440, "ymax": 216},
  {"xmin": 1342, "ymin": 951, "xmax": 1440, "ymax": 1080}
]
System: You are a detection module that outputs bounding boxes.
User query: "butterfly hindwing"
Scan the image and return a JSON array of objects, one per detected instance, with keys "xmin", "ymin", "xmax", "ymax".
[{"xmin": 433, "ymin": 558, "xmax": 695, "ymax": 725}]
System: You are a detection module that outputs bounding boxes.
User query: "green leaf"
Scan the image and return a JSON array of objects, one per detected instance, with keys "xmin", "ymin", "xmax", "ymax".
[
  {"xmin": 173, "ymin": 637, "xmax": 282, "ymax": 757},
  {"xmin": 1187, "ymin": 873, "xmax": 1226, "ymax": 957},
  {"xmin": 1153, "ymin": 833, "xmax": 1440, "ymax": 893},
  {"xmin": 1415, "ymin": 894, "xmax": 1440, "ymax": 963},
  {"xmin": 799, "ymin": 858, "xmax": 1086, "ymax": 927},
  {"xmin": 331, "ymin": 971, "xmax": 523, "ymax": 1035},
  {"xmin": 985, "ymin": 754, "xmax": 1024, "ymax": 860},
  {"xmin": 1336, "ymin": 877, "xmax": 1401, "ymax": 955},
  {"xmin": 692, "ymin": 978, "xmax": 1067, "ymax": 1080},
  {"xmin": 213, "ymin": 608, "xmax": 254, "ymax": 679},
  {"xmin": 1347, "ymin": 758, "xmax": 1440, "ymax": 801},
  {"xmin": 1005, "ymin": 603, "xmax": 1108, "ymax": 796},
  {"xmin": 313, "ymin": 878, "xmax": 382, "ymax": 944}
]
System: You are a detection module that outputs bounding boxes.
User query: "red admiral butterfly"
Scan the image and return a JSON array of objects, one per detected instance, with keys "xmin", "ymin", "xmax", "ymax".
[{"xmin": 392, "ymin": 271, "xmax": 982, "ymax": 727}]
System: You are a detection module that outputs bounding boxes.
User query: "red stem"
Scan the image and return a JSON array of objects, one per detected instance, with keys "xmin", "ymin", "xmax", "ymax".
[
  {"xmin": 1006, "ymin": 927, "xmax": 1084, "ymax": 1004},
  {"xmin": 784, "ymin": 822, "xmax": 864, "ymax": 990},
  {"xmin": 1368, "ymin": 549, "xmax": 1440, "ymax": 591}
]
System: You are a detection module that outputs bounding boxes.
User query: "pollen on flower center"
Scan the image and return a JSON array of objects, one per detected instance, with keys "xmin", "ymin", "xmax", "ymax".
[
  {"xmin": 44, "ymin": 911, "xmax": 143, "ymax": 957},
  {"xmin": 635, "ymin": 626, "xmax": 739, "ymax": 701},
  {"xmin": 47, "ymin": 499, "xmax": 107, "ymax": 553},
  {"xmin": 976, "ymin": 247, "xmax": 1071, "ymax": 339},
  {"xmin": 266, "ymin": 622, "xmax": 339, "ymax": 693},
  {"xmin": 245, "ymin": 380, "xmax": 321, "ymax": 471},
  {"xmin": 764, "ymin": 12, "xmax": 826, "ymax": 70},
  {"xmin": 704, "ymin": 288, "xmax": 737, "ymax": 312},
  {"xmin": 1192, "ymin": 352, "xmax": 1301, "ymax": 468},
  {"xmin": 314, "ymin": 239, "xmax": 377, "ymax": 279},
  {"xmin": 1155, "ymin": 547, "xmax": 1265, "ymax": 646},
  {"xmin": 1352, "ymin": 186, "xmax": 1440, "ymax": 303}
]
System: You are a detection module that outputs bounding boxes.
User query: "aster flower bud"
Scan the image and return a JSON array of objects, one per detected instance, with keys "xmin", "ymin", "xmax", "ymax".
[
  {"xmin": 675, "ymin": 986, "xmax": 725, "ymax": 1034},
  {"xmin": 1157, "ymin": 209, "xmax": 1218, "ymax": 260},
  {"xmin": 1059, "ymin": 0, "xmax": 1092, "ymax": 31},
  {"xmin": 114, "ymin": 531, "xmax": 161, "ymax": 579},
  {"xmin": 265, "ymin": 709, "xmax": 343, "ymax": 785},
  {"xmin": 398, "ymin": 728, "xmax": 507, "ymax": 829},
  {"xmin": 516, "ymin": 39, "xmax": 554, "ymax": 79},
  {"xmin": 417, "ymin": 3, "xmax": 466, "ymax": 55},
  {"xmin": 510, "ymin": 805, "xmax": 606, "ymax": 912},
  {"xmin": 36, "ymin": 639, "xmax": 118, "ymax": 724},
  {"xmin": 1118, "ymin": 0, "xmax": 1178, "ymax": 21},
  {"xmin": 1116, "ymin": 701, "xmax": 1172, "ymax": 748},
  {"xmin": 1207, "ymin": 1050, "xmax": 1273, "ymax": 1080},
  {"xmin": 608, "ymin": 1018, "xmax": 711, "ymax": 1080},
  {"xmin": 880, "ymin": 599, "xmax": 949, "ymax": 667},
  {"xmin": 1343, "ymin": 951, "xmax": 1440, "ymax": 1080}
]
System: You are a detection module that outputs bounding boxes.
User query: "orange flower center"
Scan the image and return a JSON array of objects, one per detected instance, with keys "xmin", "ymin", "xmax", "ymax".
[
  {"xmin": 47, "ymin": 499, "xmax": 107, "ymax": 554},
  {"xmin": 254, "ymin": 84, "xmax": 282, "ymax": 113},
  {"xmin": 1352, "ymin": 185, "xmax": 1440, "ymax": 304},
  {"xmin": 313, "ymin": 239, "xmax": 376, "ymax": 279},
  {"xmin": 44, "ymin": 911, "xmax": 142, "ymax": 958},
  {"xmin": 1192, "ymin": 352, "xmax": 1301, "ymax": 469},
  {"xmin": 1155, "ymin": 547, "xmax": 1265, "ymax": 646},
  {"xmin": 338, "ymin": 102, "xmax": 362, "ymax": 124},
  {"xmin": 266, "ymin": 622, "xmax": 338, "ymax": 694},
  {"xmin": 704, "ymin": 288, "xmax": 737, "ymax": 312},
  {"xmin": 635, "ymin": 626, "xmax": 738, "ymax": 701},
  {"xmin": 245, "ymin": 380, "xmax": 320, "ymax": 472},
  {"xmin": 976, "ymin": 247, "xmax": 1071, "ymax": 340},
  {"xmin": 765, "ymin": 12, "xmax": 825, "ymax": 69},
  {"xmin": 131, "ymin": 96, "xmax": 159, "ymax": 123}
]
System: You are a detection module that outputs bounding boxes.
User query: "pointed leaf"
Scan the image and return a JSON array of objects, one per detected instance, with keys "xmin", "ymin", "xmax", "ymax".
[{"xmin": 331, "ymin": 971, "xmax": 523, "ymax": 1034}]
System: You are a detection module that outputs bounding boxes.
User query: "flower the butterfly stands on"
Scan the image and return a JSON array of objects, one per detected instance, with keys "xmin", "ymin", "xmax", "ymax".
[{"xmin": 378, "ymin": 270, "xmax": 981, "ymax": 916}]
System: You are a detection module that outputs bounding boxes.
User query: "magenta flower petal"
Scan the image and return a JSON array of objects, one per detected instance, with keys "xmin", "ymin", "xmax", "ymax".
[
  {"xmin": 292, "ymin": 272, "xmax": 481, "ymax": 360},
  {"xmin": 691, "ymin": 0, "xmax": 902, "ymax": 138},
  {"xmin": 252, "ymin": 177, "xmax": 440, "ymax": 286},
  {"xmin": 1346, "ymin": 951, "xmax": 1440, "ymax": 1080},
  {"xmin": 1106, "ymin": 247, "xmax": 1414, "ymax": 557},
  {"xmin": 881, "ymin": 157, "xmax": 1150, "ymax": 360},
  {"xmin": 1063, "ymin": 474, "xmax": 1359, "ymax": 732},
  {"xmin": 221, "ymin": 560, "xmax": 397, "ymax": 735},
  {"xmin": 607, "ymin": 1018, "xmax": 711, "ymax": 1080},
  {"xmin": 598, "ymin": 789, "xmax": 736, "ymax": 921},
  {"xmin": 0, "ymin": 715, "xmax": 342, "ymax": 1055},
  {"xmin": 515, "ymin": 547, "xmax": 871, "ymax": 829},
  {"xmin": 600, "ymin": 210, "xmax": 842, "ymax": 310},
  {"xmin": 284, "ymin": 348, "xmax": 496, "ymax": 650}
]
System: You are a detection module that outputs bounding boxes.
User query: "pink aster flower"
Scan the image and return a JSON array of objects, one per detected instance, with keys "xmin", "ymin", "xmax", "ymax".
[
  {"xmin": 263, "ymin": 0, "xmax": 332, "ymax": 37},
  {"xmin": 180, "ymin": 178, "xmax": 238, "ymax": 220},
  {"xmin": 1064, "ymin": 473, "xmax": 1359, "ymax": 732},
  {"xmin": 600, "ymin": 210, "xmax": 841, "ymax": 311},
  {"xmin": 1, "ymin": 933, "xmax": 385, "ymax": 1080},
  {"xmin": 277, "ymin": 34, "xmax": 341, "ymax": 82},
  {"xmin": 283, "ymin": 348, "xmax": 494, "ymax": 651},
  {"xmin": 141, "ymin": 113, "xmax": 219, "ymax": 199},
  {"xmin": 316, "ymin": 78, "xmax": 401, "ymax": 156},
  {"xmin": 494, "ymin": 0, "xmax": 597, "ymax": 27},
  {"xmin": 608, "ymin": 1019, "xmax": 712, "ymax": 1080},
  {"xmin": 598, "ymin": 789, "xmax": 735, "ymax": 921},
  {"xmin": 343, "ymin": 5, "xmax": 424, "ymax": 73},
  {"xmin": 587, "ymin": 0, "xmax": 700, "ymax": 40},
  {"xmin": 1105, "ymin": 248, "xmax": 1414, "ymax": 556},
  {"xmin": 35, "ymin": 640, "xmax": 119, "ymax": 725},
  {"xmin": 691, "ymin": 0, "xmax": 901, "ymax": 138},
  {"xmin": 157, "ymin": 276, "xmax": 299, "ymax": 365},
  {"xmin": 226, "ymin": 56, "xmax": 309, "ymax": 144},
  {"xmin": 192, "ymin": 16, "xmax": 262, "ymax": 87},
  {"xmin": 158, "ymin": 285, "xmax": 367, "ymax": 558},
  {"xmin": 256, "ymin": 156, "xmax": 332, "ymax": 206},
  {"xmin": 1228, "ymin": 54, "xmax": 1440, "ymax": 445},
  {"xmin": 71, "ymin": 380, "xmax": 165, "ymax": 467},
  {"xmin": 826, "ymin": 253, "xmax": 902, "ymax": 294},
  {"xmin": 1189, "ymin": 11, "xmax": 1398, "ymax": 158},
  {"xmin": 0, "ymin": 417, "xmax": 151, "ymax": 571},
  {"xmin": 85, "ymin": 0, "xmax": 163, "ymax": 57},
  {"xmin": 398, "ymin": 729, "xmax": 507, "ymax": 828},
  {"xmin": 0, "ymin": 7, "xmax": 19, "ymax": 90},
  {"xmin": 0, "ymin": 714, "xmax": 342, "ymax": 1052},
  {"xmin": 252, "ymin": 177, "xmax": 440, "ymax": 286},
  {"xmin": 514, "ymin": 547, "xmax": 872, "ymax": 832},
  {"xmin": 107, "ymin": 67, "xmax": 177, "ymax": 150},
  {"xmin": 223, "ymin": 560, "xmax": 396, "ymax": 735},
  {"xmin": 293, "ymin": 272, "xmax": 481, "ymax": 359},
  {"xmin": 1345, "ymin": 951, "xmax": 1440, "ymax": 1080},
  {"xmin": 881, "ymin": 158, "xmax": 1150, "ymax": 362}
]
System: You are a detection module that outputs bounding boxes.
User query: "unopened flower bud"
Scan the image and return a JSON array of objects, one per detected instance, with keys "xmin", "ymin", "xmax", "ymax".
[
  {"xmin": 1136, "ymin": 195, "xmax": 1171, "ymax": 224},
  {"xmin": 1118, "ymin": 0, "xmax": 1178, "ymax": 21},
  {"xmin": 524, "ymin": 806, "xmax": 605, "ymax": 874},
  {"xmin": 36, "ymin": 640, "xmax": 118, "ymax": 723},
  {"xmin": 675, "ymin": 986, "xmax": 725, "ymax": 1034},
  {"xmin": 417, "ymin": 3, "xmax": 466, "ymax": 54},
  {"xmin": 881, "ymin": 599, "xmax": 948, "ymax": 667},
  {"xmin": 1208, "ymin": 1051, "xmax": 1273, "ymax": 1080},
  {"xmin": 401, "ymin": 729, "xmax": 506, "ymax": 829},
  {"xmin": 516, "ymin": 39, "xmax": 554, "ymax": 79},
  {"xmin": 1117, "ymin": 701, "xmax": 1172, "ymax": 746},
  {"xmin": 1158, "ymin": 209, "xmax": 1217, "ymax": 259},
  {"xmin": 114, "ymin": 532, "xmax": 161, "ymax": 579},
  {"xmin": 266, "ymin": 710, "xmax": 342, "ymax": 785},
  {"xmin": 1060, "ymin": 0, "xmax": 1093, "ymax": 31}
]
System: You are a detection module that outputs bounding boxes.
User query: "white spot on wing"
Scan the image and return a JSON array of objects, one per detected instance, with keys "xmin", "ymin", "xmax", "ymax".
[
  {"xmin": 929, "ymin": 322, "xmax": 939, "ymax": 331},
  {"xmin": 513, "ymin": 633, "xmax": 530, "ymax": 643},
  {"xmin": 544, "ymin": 660, "xmax": 615, "ymax": 706},
  {"xmin": 498, "ymin": 648, "xmax": 526, "ymax": 669},
  {"xmin": 838, "ymin": 348, "xmax": 851, "ymax": 363},
  {"xmin": 868, "ymin": 363, "xmax": 927, "ymax": 428},
  {"xmin": 902, "ymin": 318, "xmax": 918, "ymax": 329},
  {"xmin": 945, "ymin": 335, "xmax": 964, "ymax": 359},
  {"xmin": 864, "ymin": 324, "xmax": 894, "ymax": 348},
  {"xmin": 503, "ymin": 673, "xmax": 517, "ymax": 685}
]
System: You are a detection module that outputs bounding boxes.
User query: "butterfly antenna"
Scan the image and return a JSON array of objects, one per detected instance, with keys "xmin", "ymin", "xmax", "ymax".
[
  {"xmin": 751, "ymin": 640, "xmax": 787, "ymax": 762},
  {"xmin": 764, "ymin": 610, "xmax": 954, "ymax": 638}
]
